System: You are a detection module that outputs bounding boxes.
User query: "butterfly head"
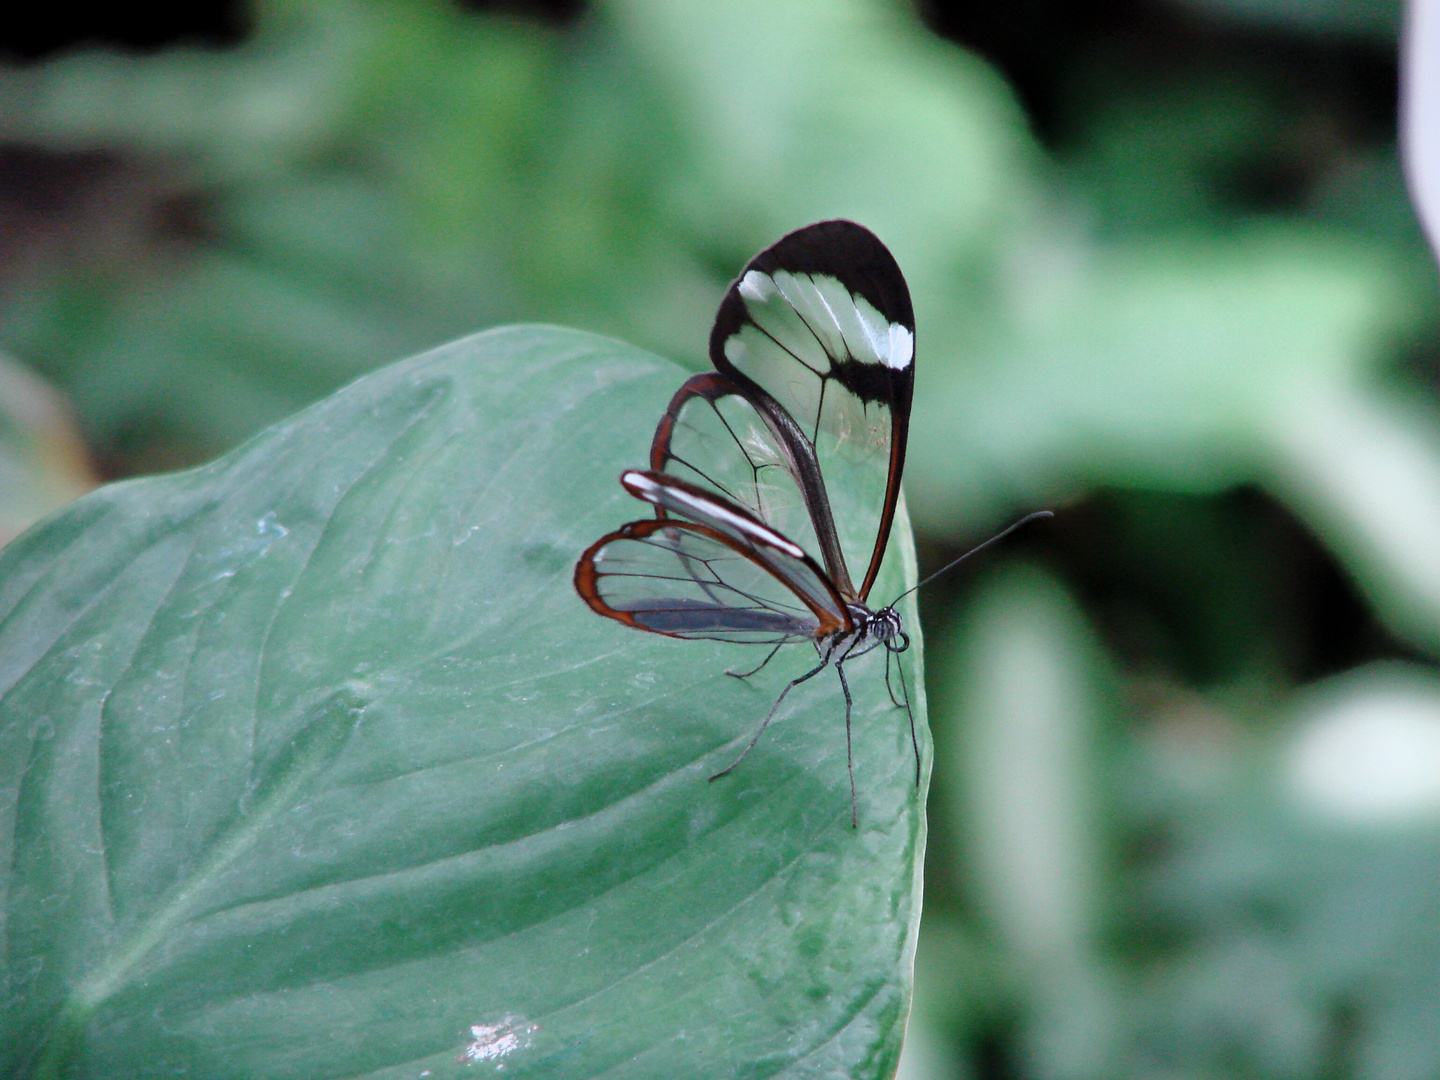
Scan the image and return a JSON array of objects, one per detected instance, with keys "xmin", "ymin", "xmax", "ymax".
[{"xmin": 852, "ymin": 603, "xmax": 908, "ymax": 653}]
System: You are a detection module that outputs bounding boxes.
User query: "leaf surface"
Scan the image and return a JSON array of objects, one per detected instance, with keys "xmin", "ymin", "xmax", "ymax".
[{"xmin": 0, "ymin": 325, "xmax": 926, "ymax": 1080}]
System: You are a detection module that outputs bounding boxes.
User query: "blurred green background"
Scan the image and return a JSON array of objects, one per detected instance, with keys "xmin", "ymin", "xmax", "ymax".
[{"xmin": 3, "ymin": 0, "xmax": 1439, "ymax": 1076}]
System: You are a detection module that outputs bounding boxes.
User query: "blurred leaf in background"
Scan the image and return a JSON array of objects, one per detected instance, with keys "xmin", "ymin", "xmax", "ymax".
[
  {"xmin": 0, "ymin": 0, "xmax": 1035, "ymax": 474},
  {"xmin": 4, "ymin": 0, "xmax": 1440, "ymax": 1077}
]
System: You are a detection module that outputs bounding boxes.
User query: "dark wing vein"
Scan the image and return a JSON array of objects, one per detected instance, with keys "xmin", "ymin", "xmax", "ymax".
[
  {"xmin": 623, "ymin": 538, "xmax": 811, "ymax": 617},
  {"xmin": 576, "ymin": 517, "xmax": 843, "ymax": 644},
  {"xmin": 750, "ymin": 318, "xmax": 828, "ymax": 378}
]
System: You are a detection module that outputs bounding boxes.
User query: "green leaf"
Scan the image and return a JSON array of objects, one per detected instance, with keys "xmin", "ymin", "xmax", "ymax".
[
  {"xmin": 905, "ymin": 229, "xmax": 1421, "ymax": 533},
  {"xmin": 1113, "ymin": 661, "xmax": 1440, "ymax": 1079},
  {"xmin": 0, "ymin": 326, "xmax": 927, "ymax": 1080},
  {"xmin": 1267, "ymin": 386, "xmax": 1440, "ymax": 654}
]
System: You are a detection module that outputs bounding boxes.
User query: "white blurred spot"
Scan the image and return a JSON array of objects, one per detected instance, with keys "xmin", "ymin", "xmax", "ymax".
[
  {"xmin": 1287, "ymin": 664, "xmax": 1440, "ymax": 823},
  {"xmin": 1403, "ymin": 0, "xmax": 1440, "ymax": 262},
  {"xmin": 460, "ymin": 1015, "xmax": 538, "ymax": 1068}
]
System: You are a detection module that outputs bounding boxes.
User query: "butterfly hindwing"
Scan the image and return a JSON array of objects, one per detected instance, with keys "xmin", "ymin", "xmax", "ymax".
[
  {"xmin": 575, "ymin": 478, "xmax": 849, "ymax": 644},
  {"xmin": 616, "ymin": 471, "xmax": 849, "ymax": 631},
  {"xmin": 708, "ymin": 220, "xmax": 914, "ymax": 601}
]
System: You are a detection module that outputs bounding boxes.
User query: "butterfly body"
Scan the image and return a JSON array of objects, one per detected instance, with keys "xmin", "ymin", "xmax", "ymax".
[{"xmin": 575, "ymin": 220, "xmax": 918, "ymax": 824}]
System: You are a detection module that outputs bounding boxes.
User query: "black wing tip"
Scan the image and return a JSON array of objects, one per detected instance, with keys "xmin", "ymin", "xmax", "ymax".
[
  {"xmin": 749, "ymin": 220, "xmax": 913, "ymax": 329},
  {"xmin": 771, "ymin": 218, "xmax": 888, "ymax": 253},
  {"xmin": 708, "ymin": 218, "xmax": 915, "ymax": 369}
]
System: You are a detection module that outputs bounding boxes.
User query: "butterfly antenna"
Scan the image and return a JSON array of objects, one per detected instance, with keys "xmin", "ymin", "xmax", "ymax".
[{"xmin": 890, "ymin": 510, "xmax": 1053, "ymax": 607}]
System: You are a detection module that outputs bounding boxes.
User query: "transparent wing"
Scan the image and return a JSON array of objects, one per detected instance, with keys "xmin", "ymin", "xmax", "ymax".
[
  {"xmin": 575, "ymin": 518, "xmax": 846, "ymax": 645},
  {"xmin": 617, "ymin": 470, "xmax": 849, "ymax": 632},
  {"xmin": 709, "ymin": 220, "xmax": 914, "ymax": 602},
  {"xmin": 650, "ymin": 372, "xmax": 824, "ymax": 569}
]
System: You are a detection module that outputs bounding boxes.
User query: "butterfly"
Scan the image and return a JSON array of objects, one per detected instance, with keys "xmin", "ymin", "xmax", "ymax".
[{"xmin": 574, "ymin": 219, "xmax": 919, "ymax": 826}]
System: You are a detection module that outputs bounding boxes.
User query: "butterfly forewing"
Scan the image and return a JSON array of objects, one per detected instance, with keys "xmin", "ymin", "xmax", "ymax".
[
  {"xmin": 651, "ymin": 372, "xmax": 825, "ymax": 569},
  {"xmin": 577, "ymin": 518, "xmax": 843, "ymax": 644},
  {"xmin": 710, "ymin": 220, "xmax": 914, "ymax": 601}
]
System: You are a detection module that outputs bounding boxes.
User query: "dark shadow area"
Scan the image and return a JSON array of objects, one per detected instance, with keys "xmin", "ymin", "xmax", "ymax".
[
  {"xmin": 922, "ymin": 0, "xmax": 1396, "ymax": 152},
  {"xmin": 0, "ymin": 3, "xmax": 250, "ymax": 60}
]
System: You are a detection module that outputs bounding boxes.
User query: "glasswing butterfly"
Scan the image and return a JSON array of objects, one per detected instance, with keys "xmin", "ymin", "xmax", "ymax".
[{"xmin": 575, "ymin": 220, "xmax": 923, "ymax": 826}]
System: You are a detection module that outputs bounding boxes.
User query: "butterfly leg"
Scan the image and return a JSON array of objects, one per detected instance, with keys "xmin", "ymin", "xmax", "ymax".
[
  {"xmin": 834, "ymin": 661, "xmax": 858, "ymax": 828},
  {"xmin": 884, "ymin": 647, "xmax": 906, "ymax": 708},
  {"xmin": 833, "ymin": 634, "xmax": 869, "ymax": 829},
  {"xmin": 709, "ymin": 654, "xmax": 830, "ymax": 782},
  {"xmin": 726, "ymin": 641, "xmax": 785, "ymax": 680}
]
